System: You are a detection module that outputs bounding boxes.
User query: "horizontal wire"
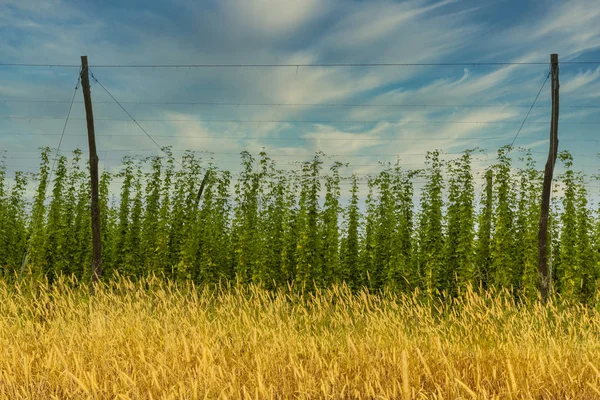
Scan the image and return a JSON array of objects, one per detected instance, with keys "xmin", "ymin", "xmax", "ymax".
[
  {"xmin": 0, "ymin": 148, "xmax": 494, "ymax": 155},
  {"xmin": 0, "ymin": 162, "xmax": 473, "ymax": 177},
  {"xmin": 0, "ymin": 133, "xmax": 538, "ymax": 141},
  {"xmin": 0, "ymin": 164, "xmax": 563, "ymax": 192},
  {"xmin": 0, "ymin": 61, "xmax": 598, "ymax": 69},
  {"xmin": 6, "ymin": 162, "xmax": 595, "ymax": 181},
  {"xmin": 4, "ymin": 159, "xmax": 462, "ymax": 168},
  {"xmin": 4, "ymin": 99, "xmax": 600, "ymax": 109},
  {"xmin": 7, "ymin": 169, "xmax": 595, "ymax": 188},
  {"xmin": 0, "ymin": 63, "xmax": 81, "ymax": 68},
  {"xmin": 0, "ymin": 99, "xmax": 559, "ymax": 108},
  {"xmin": 26, "ymin": 148, "xmax": 600, "ymax": 162},
  {"xmin": 3, "ymin": 150, "xmax": 492, "ymax": 163},
  {"xmin": 0, "ymin": 62, "xmax": 549, "ymax": 68},
  {"xmin": 2, "ymin": 152, "xmax": 490, "ymax": 160},
  {"xmin": 2, "ymin": 115, "xmax": 598, "ymax": 125}
]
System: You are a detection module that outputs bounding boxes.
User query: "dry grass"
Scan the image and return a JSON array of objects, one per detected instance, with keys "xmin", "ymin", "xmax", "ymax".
[{"xmin": 1, "ymin": 276, "xmax": 600, "ymax": 399}]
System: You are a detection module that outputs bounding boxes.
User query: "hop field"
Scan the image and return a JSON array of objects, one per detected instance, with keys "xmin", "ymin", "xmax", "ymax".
[{"xmin": 1, "ymin": 276, "xmax": 600, "ymax": 399}]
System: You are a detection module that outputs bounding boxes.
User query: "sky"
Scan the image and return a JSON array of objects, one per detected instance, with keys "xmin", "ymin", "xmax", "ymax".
[{"xmin": 1, "ymin": 0, "xmax": 600, "ymax": 199}]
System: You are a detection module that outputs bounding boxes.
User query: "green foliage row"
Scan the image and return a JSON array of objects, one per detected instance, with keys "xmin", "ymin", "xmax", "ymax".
[{"xmin": 1, "ymin": 145, "xmax": 599, "ymax": 303}]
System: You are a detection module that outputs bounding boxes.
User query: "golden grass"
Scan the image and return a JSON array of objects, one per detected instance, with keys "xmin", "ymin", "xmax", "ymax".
[{"xmin": 1, "ymin": 276, "xmax": 600, "ymax": 399}]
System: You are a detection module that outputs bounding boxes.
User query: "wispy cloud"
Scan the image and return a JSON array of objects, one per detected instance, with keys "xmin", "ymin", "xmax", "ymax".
[{"xmin": 0, "ymin": 0, "xmax": 599, "ymax": 180}]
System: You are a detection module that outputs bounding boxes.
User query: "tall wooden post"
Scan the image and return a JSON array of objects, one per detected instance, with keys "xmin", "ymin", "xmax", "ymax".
[
  {"xmin": 195, "ymin": 170, "xmax": 211, "ymax": 209},
  {"xmin": 80, "ymin": 56, "xmax": 103, "ymax": 291},
  {"xmin": 538, "ymin": 54, "xmax": 559, "ymax": 302}
]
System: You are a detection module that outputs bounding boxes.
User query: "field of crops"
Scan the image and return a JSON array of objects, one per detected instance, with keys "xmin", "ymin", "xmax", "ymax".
[
  {"xmin": 1, "ymin": 146, "xmax": 599, "ymax": 304},
  {"xmin": 1, "ymin": 276, "xmax": 600, "ymax": 399},
  {"xmin": 2, "ymin": 145, "xmax": 600, "ymax": 398}
]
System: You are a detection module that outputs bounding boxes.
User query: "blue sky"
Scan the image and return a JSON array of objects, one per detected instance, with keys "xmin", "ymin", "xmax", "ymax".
[{"xmin": 1, "ymin": 0, "xmax": 600, "ymax": 197}]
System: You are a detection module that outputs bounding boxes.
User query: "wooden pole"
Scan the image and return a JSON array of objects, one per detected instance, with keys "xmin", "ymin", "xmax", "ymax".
[
  {"xmin": 195, "ymin": 170, "xmax": 211, "ymax": 209},
  {"xmin": 538, "ymin": 54, "xmax": 559, "ymax": 302},
  {"xmin": 80, "ymin": 56, "xmax": 103, "ymax": 291}
]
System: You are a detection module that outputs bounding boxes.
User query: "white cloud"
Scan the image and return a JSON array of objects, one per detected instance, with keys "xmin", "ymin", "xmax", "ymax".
[
  {"xmin": 491, "ymin": 0, "xmax": 600, "ymax": 61},
  {"xmin": 218, "ymin": 0, "xmax": 330, "ymax": 37},
  {"xmin": 302, "ymin": 123, "xmax": 388, "ymax": 155},
  {"xmin": 562, "ymin": 67, "xmax": 600, "ymax": 98},
  {"xmin": 321, "ymin": 0, "xmax": 457, "ymax": 48}
]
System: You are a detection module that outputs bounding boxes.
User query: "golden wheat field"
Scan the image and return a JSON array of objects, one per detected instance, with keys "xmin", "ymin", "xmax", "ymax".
[{"xmin": 1, "ymin": 276, "xmax": 600, "ymax": 399}]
